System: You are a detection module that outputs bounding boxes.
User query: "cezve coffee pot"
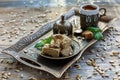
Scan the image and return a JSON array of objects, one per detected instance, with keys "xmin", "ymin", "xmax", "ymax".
[{"xmin": 53, "ymin": 15, "xmax": 73, "ymax": 37}]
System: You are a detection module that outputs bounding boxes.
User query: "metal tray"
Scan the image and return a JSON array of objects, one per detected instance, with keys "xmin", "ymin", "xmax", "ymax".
[{"xmin": 2, "ymin": 8, "xmax": 114, "ymax": 78}]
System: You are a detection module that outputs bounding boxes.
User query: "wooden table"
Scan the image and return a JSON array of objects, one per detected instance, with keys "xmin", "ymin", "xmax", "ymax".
[{"xmin": 0, "ymin": 5, "xmax": 120, "ymax": 80}]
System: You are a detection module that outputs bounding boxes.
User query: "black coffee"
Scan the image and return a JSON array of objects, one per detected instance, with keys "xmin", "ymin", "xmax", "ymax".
[{"xmin": 83, "ymin": 5, "xmax": 96, "ymax": 10}]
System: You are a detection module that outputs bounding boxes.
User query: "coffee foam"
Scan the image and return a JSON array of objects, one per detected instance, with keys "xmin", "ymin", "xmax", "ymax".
[{"xmin": 80, "ymin": 4, "xmax": 99, "ymax": 15}]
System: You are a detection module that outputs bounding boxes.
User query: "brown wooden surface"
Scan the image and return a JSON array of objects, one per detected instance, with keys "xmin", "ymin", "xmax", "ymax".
[{"xmin": 0, "ymin": 5, "xmax": 120, "ymax": 80}]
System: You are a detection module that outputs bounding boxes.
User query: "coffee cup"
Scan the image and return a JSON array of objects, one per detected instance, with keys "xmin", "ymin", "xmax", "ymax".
[{"xmin": 80, "ymin": 4, "xmax": 106, "ymax": 30}]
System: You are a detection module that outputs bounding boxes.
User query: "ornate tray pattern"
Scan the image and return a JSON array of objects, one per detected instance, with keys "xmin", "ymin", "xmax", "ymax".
[{"xmin": 2, "ymin": 8, "xmax": 115, "ymax": 78}]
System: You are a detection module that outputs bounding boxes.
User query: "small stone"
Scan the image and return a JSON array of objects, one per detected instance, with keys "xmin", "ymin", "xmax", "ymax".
[
  {"xmin": 81, "ymin": 57, "xmax": 84, "ymax": 60},
  {"xmin": 112, "ymin": 52, "xmax": 119, "ymax": 56},
  {"xmin": 74, "ymin": 64, "xmax": 81, "ymax": 70},
  {"xmin": 89, "ymin": 49, "xmax": 95, "ymax": 53},
  {"xmin": 104, "ymin": 69, "xmax": 108, "ymax": 72},
  {"xmin": 93, "ymin": 70, "xmax": 98, "ymax": 75},
  {"xmin": 2, "ymin": 73, "xmax": 9, "ymax": 79},
  {"xmin": 110, "ymin": 53, "xmax": 114, "ymax": 56},
  {"xmin": 94, "ymin": 67, "xmax": 106, "ymax": 77},
  {"xmin": 7, "ymin": 72, "xmax": 11, "ymax": 76},
  {"xmin": 100, "ymin": 43, "xmax": 103, "ymax": 46},
  {"xmin": 118, "ymin": 73, "xmax": 120, "ymax": 76},
  {"xmin": 96, "ymin": 53, "xmax": 100, "ymax": 57},
  {"xmin": 9, "ymin": 40, "xmax": 12, "ymax": 42},
  {"xmin": 1, "ymin": 71, "xmax": 5, "ymax": 75},
  {"xmin": 102, "ymin": 54, "xmax": 106, "ymax": 58},
  {"xmin": 107, "ymin": 43, "xmax": 111, "ymax": 46},
  {"xmin": 101, "ymin": 57, "xmax": 105, "ymax": 61},
  {"xmin": 118, "ymin": 54, "xmax": 120, "ymax": 59},
  {"xmin": 7, "ymin": 60, "xmax": 14, "ymax": 64},
  {"xmin": 86, "ymin": 60, "xmax": 92, "ymax": 66},
  {"xmin": 111, "ymin": 64, "xmax": 117, "ymax": 67},
  {"xmin": 103, "ymin": 74, "xmax": 109, "ymax": 78},
  {"xmin": 87, "ymin": 75, "xmax": 92, "ymax": 79},
  {"xmin": 15, "ymin": 69, "xmax": 20, "ymax": 73},
  {"xmin": 55, "ymin": 12, "xmax": 58, "ymax": 15},
  {"xmin": 115, "ymin": 71, "xmax": 119, "ymax": 75},
  {"xmin": 88, "ymin": 59, "xmax": 96, "ymax": 67},
  {"xmin": 109, "ymin": 38, "xmax": 113, "ymax": 41},
  {"xmin": 103, "ymin": 47, "xmax": 107, "ymax": 51},
  {"xmin": 20, "ymin": 74, "xmax": 24, "ymax": 78},
  {"xmin": 109, "ymin": 67, "xmax": 112, "ymax": 70},
  {"xmin": 30, "ymin": 29, "xmax": 34, "ymax": 31},
  {"xmin": 4, "ymin": 67, "xmax": 8, "ymax": 70},
  {"xmin": 44, "ymin": 10, "xmax": 52, "ymax": 14},
  {"xmin": 2, "ymin": 39, "xmax": 6, "ymax": 41},
  {"xmin": 7, "ymin": 36, "xmax": 11, "ymax": 39},
  {"xmin": 35, "ymin": 25, "xmax": 39, "ymax": 28},
  {"xmin": 77, "ymin": 58, "xmax": 81, "ymax": 62},
  {"xmin": 30, "ymin": 31, "xmax": 33, "ymax": 34},
  {"xmin": 29, "ymin": 77, "xmax": 37, "ymax": 80},
  {"xmin": 37, "ymin": 14, "xmax": 46, "ymax": 18},
  {"xmin": 115, "ymin": 40, "xmax": 119, "ymax": 42},
  {"xmin": 23, "ymin": 49, "xmax": 28, "ymax": 53},
  {"xmin": 94, "ymin": 57, "xmax": 99, "ymax": 59},
  {"xmin": 13, "ymin": 28, "xmax": 18, "ymax": 31},
  {"xmin": 113, "ymin": 77, "xmax": 118, "ymax": 80},
  {"xmin": 22, "ymin": 11, "xmax": 27, "ymax": 14},
  {"xmin": 76, "ymin": 74, "xmax": 82, "ymax": 80},
  {"xmin": 0, "ymin": 59, "xmax": 4, "ymax": 63},
  {"xmin": 15, "ymin": 36, "xmax": 18, "ymax": 39},
  {"xmin": 97, "ymin": 48, "xmax": 102, "ymax": 52},
  {"xmin": 109, "ymin": 60, "xmax": 115, "ymax": 64},
  {"xmin": 18, "ymin": 27, "xmax": 26, "ymax": 31},
  {"xmin": 102, "ymin": 38, "xmax": 106, "ymax": 42}
]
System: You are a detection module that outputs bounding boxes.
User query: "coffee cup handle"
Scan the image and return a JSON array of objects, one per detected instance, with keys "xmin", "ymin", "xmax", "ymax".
[{"xmin": 99, "ymin": 8, "xmax": 106, "ymax": 17}]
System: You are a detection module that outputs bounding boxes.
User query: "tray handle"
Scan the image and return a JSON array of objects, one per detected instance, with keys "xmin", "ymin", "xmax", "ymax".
[
  {"xmin": 17, "ymin": 55, "xmax": 42, "ymax": 69},
  {"xmin": 2, "ymin": 50, "xmax": 44, "ymax": 69}
]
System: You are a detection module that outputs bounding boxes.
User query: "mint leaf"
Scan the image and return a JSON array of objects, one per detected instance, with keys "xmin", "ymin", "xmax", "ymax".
[
  {"xmin": 34, "ymin": 36, "xmax": 52, "ymax": 50},
  {"xmin": 87, "ymin": 27, "xmax": 102, "ymax": 33},
  {"xmin": 35, "ymin": 42, "xmax": 44, "ymax": 48},
  {"xmin": 42, "ymin": 36, "xmax": 52, "ymax": 44},
  {"xmin": 94, "ymin": 32, "xmax": 103, "ymax": 40},
  {"xmin": 34, "ymin": 42, "xmax": 44, "ymax": 50}
]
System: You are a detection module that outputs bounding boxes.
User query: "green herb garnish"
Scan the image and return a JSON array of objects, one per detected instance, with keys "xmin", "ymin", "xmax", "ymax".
[
  {"xmin": 87, "ymin": 27, "xmax": 103, "ymax": 40},
  {"xmin": 87, "ymin": 27, "xmax": 102, "ymax": 33},
  {"xmin": 94, "ymin": 32, "xmax": 103, "ymax": 40},
  {"xmin": 34, "ymin": 36, "xmax": 52, "ymax": 50},
  {"xmin": 42, "ymin": 36, "xmax": 52, "ymax": 44}
]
